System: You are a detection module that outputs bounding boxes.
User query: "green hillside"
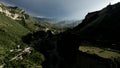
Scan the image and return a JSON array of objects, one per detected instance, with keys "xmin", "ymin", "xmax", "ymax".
[
  {"xmin": 0, "ymin": 12, "xmax": 29, "ymax": 53},
  {"xmin": 0, "ymin": 13, "xmax": 45, "ymax": 68},
  {"xmin": 0, "ymin": 3, "xmax": 70, "ymax": 68}
]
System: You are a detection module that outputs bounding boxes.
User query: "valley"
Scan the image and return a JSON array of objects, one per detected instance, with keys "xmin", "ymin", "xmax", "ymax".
[{"xmin": 1, "ymin": 2, "xmax": 120, "ymax": 68}]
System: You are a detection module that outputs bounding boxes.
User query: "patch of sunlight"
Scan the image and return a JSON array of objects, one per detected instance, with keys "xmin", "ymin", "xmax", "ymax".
[{"xmin": 79, "ymin": 46, "xmax": 120, "ymax": 59}]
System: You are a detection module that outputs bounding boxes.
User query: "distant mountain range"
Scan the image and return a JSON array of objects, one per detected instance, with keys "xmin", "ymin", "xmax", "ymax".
[
  {"xmin": 56, "ymin": 20, "xmax": 83, "ymax": 28},
  {"xmin": 34, "ymin": 16, "xmax": 82, "ymax": 28},
  {"xmin": 34, "ymin": 16, "xmax": 60, "ymax": 23}
]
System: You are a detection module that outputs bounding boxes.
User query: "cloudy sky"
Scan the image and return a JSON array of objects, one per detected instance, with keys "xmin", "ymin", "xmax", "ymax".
[{"xmin": 0, "ymin": 0, "xmax": 120, "ymax": 20}]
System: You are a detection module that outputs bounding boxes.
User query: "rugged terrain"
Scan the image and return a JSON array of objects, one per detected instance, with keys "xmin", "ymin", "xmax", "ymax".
[
  {"xmin": 22, "ymin": 2, "xmax": 120, "ymax": 68},
  {"xmin": 1, "ymin": 2, "xmax": 120, "ymax": 68},
  {"xmin": 0, "ymin": 3, "xmax": 66, "ymax": 68}
]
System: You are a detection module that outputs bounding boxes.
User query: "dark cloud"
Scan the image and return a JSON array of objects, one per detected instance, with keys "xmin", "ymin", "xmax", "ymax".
[{"xmin": 0, "ymin": 0, "xmax": 119, "ymax": 20}]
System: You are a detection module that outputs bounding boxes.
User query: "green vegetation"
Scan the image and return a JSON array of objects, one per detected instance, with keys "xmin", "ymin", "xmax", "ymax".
[
  {"xmin": 0, "ymin": 12, "xmax": 45, "ymax": 67},
  {"xmin": 0, "ymin": 12, "xmax": 29, "ymax": 54},
  {"xmin": 0, "ymin": 3, "xmax": 70, "ymax": 68},
  {"xmin": 0, "ymin": 3, "xmax": 67, "ymax": 67},
  {"xmin": 3, "ymin": 49, "xmax": 45, "ymax": 68},
  {"xmin": 79, "ymin": 46, "xmax": 120, "ymax": 59}
]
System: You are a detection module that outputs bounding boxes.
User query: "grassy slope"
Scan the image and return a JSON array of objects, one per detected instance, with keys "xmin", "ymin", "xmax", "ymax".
[
  {"xmin": 0, "ymin": 3, "xmax": 67, "ymax": 67},
  {"xmin": 0, "ymin": 13, "xmax": 45, "ymax": 68},
  {"xmin": 79, "ymin": 46, "xmax": 120, "ymax": 59},
  {"xmin": 0, "ymin": 12, "xmax": 29, "ymax": 55}
]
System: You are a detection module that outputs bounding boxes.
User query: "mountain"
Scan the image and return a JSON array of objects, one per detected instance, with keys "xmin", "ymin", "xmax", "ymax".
[
  {"xmin": 22, "ymin": 2, "xmax": 120, "ymax": 68},
  {"xmin": 0, "ymin": 3, "xmax": 66, "ymax": 34},
  {"xmin": 34, "ymin": 16, "xmax": 60, "ymax": 23},
  {"xmin": 0, "ymin": 3, "xmax": 49, "ymax": 68},
  {"xmin": 34, "ymin": 16, "xmax": 82, "ymax": 28},
  {"xmin": 73, "ymin": 2, "xmax": 120, "ymax": 50},
  {"xmin": 0, "ymin": 3, "xmax": 71, "ymax": 68},
  {"xmin": 70, "ymin": 2, "xmax": 120, "ymax": 67},
  {"xmin": 2, "ymin": 2, "xmax": 120, "ymax": 68},
  {"xmin": 59, "ymin": 2, "xmax": 120, "ymax": 68},
  {"xmin": 0, "ymin": 3, "xmax": 42, "ymax": 31},
  {"xmin": 56, "ymin": 20, "xmax": 82, "ymax": 28}
]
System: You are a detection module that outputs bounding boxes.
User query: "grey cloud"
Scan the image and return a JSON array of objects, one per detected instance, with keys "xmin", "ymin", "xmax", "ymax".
[{"xmin": 0, "ymin": 0, "xmax": 117, "ymax": 20}]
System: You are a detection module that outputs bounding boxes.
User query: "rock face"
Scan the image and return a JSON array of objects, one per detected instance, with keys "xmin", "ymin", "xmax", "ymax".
[{"xmin": 0, "ymin": 3, "xmax": 26, "ymax": 20}]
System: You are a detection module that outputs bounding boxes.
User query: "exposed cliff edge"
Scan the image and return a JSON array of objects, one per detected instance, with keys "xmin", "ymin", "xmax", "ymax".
[{"xmin": 0, "ymin": 3, "xmax": 26, "ymax": 20}]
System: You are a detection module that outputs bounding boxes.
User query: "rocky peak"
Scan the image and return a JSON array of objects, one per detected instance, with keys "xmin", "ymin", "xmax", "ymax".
[{"xmin": 0, "ymin": 3, "xmax": 28, "ymax": 20}]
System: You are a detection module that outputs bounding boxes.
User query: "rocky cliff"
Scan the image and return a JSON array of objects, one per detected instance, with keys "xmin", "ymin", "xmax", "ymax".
[{"xmin": 0, "ymin": 3, "xmax": 26, "ymax": 20}]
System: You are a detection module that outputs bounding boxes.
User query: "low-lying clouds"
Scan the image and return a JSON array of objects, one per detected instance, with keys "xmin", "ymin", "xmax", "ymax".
[{"xmin": 0, "ymin": 0, "xmax": 119, "ymax": 20}]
